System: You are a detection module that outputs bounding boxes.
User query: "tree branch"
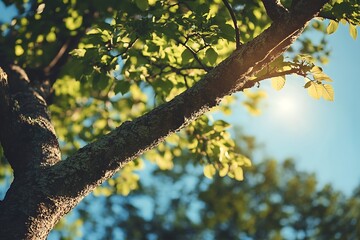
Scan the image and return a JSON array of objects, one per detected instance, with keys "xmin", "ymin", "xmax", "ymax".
[
  {"xmin": 178, "ymin": 40, "xmax": 211, "ymax": 71},
  {"xmin": 222, "ymin": 0, "xmax": 241, "ymax": 48},
  {"xmin": 0, "ymin": 65, "xmax": 61, "ymax": 173},
  {"xmin": 261, "ymin": 0, "xmax": 289, "ymax": 21},
  {"xmin": 243, "ymin": 67, "xmax": 308, "ymax": 89},
  {"xmin": 50, "ymin": 0, "xmax": 330, "ymax": 199}
]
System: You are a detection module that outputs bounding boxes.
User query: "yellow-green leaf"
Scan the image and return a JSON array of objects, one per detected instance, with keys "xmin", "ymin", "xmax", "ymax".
[
  {"xmin": 15, "ymin": 45, "xmax": 24, "ymax": 56},
  {"xmin": 321, "ymin": 84, "xmax": 334, "ymax": 101},
  {"xmin": 307, "ymin": 81, "xmax": 322, "ymax": 100},
  {"xmin": 349, "ymin": 23, "xmax": 357, "ymax": 40},
  {"xmin": 219, "ymin": 164, "xmax": 229, "ymax": 177},
  {"xmin": 242, "ymin": 156, "xmax": 252, "ymax": 167},
  {"xmin": 204, "ymin": 164, "xmax": 216, "ymax": 179},
  {"xmin": 304, "ymin": 81, "xmax": 312, "ymax": 88},
  {"xmin": 46, "ymin": 32, "xmax": 56, "ymax": 42},
  {"xmin": 311, "ymin": 66, "xmax": 323, "ymax": 74},
  {"xmin": 205, "ymin": 47, "xmax": 218, "ymax": 65},
  {"xmin": 135, "ymin": 0, "xmax": 149, "ymax": 11},
  {"xmin": 181, "ymin": 49, "xmax": 193, "ymax": 64},
  {"xmin": 271, "ymin": 76, "xmax": 286, "ymax": 91},
  {"xmin": 314, "ymin": 72, "xmax": 333, "ymax": 82},
  {"xmin": 327, "ymin": 20, "xmax": 339, "ymax": 34},
  {"xmin": 233, "ymin": 167, "xmax": 244, "ymax": 181}
]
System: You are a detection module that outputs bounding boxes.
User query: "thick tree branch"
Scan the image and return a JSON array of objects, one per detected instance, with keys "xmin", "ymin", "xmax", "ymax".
[
  {"xmin": 0, "ymin": 65, "xmax": 61, "ymax": 173},
  {"xmin": 261, "ymin": 0, "xmax": 289, "ymax": 21}
]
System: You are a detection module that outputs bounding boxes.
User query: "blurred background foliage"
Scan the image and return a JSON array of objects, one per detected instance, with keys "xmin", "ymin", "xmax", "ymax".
[
  {"xmin": 48, "ymin": 133, "xmax": 360, "ymax": 240},
  {"xmin": 0, "ymin": 0, "xmax": 359, "ymax": 238}
]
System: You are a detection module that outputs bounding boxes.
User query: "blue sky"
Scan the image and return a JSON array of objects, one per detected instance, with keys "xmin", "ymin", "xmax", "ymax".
[{"xmin": 230, "ymin": 24, "xmax": 360, "ymax": 195}]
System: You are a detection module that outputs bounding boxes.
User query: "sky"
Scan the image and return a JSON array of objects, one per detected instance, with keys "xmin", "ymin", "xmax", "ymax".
[
  {"xmin": 0, "ymin": 1, "xmax": 359, "ymax": 194},
  {"xmin": 229, "ymin": 24, "xmax": 360, "ymax": 195}
]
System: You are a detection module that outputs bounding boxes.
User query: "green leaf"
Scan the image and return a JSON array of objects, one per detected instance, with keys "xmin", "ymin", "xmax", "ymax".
[
  {"xmin": 114, "ymin": 81, "xmax": 131, "ymax": 95},
  {"xmin": 70, "ymin": 48, "xmax": 86, "ymax": 58},
  {"xmin": 181, "ymin": 49, "xmax": 194, "ymax": 64},
  {"xmin": 135, "ymin": 0, "xmax": 149, "ymax": 11},
  {"xmin": 204, "ymin": 164, "xmax": 216, "ymax": 179},
  {"xmin": 220, "ymin": 24, "xmax": 235, "ymax": 40},
  {"xmin": 86, "ymin": 28, "xmax": 102, "ymax": 35},
  {"xmin": 349, "ymin": 23, "xmax": 357, "ymax": 40},
  {"xmin": 304, "ymin": 81, "xmax": 312, "ymax": 89},
  {"xmin": 327, "ymin": 20, "xmax": 339, "ymax": 34},
  {"xmin": 271, "ymin": 76, "xmax": 286, "ymax": 91},
  {"xmin": 205, "ymin": 48, "xmax": 218, "ymax": 65},
  {"xmin": 321, "ymin": 84, "xmax": 334, "ymax": 101}
]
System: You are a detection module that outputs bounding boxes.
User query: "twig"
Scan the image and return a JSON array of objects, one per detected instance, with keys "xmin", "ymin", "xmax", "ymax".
[
  {"xmin": 177, "ymin": 40, "xmax": 211, "ymax": 72},
  {"xmin": 222, "ymin": 0, "xmax": 241, "ymax": 49},
  {"xmin": 243, "ymin": 67, "xmax": 306, "ymax": 89},
  {"xmin": 116, "ymin": 37, "xmax": 139, "ymax": 58}
]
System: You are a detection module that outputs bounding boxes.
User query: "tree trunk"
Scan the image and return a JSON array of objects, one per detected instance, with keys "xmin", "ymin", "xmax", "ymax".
[{"xmin": 0, "ymin": 0, "xmax": 328, "ymax": 238}]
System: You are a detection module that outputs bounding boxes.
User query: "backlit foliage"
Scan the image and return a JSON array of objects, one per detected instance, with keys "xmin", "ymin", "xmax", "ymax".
[{"xmin": 0, "ymin": 0, "xmax": 359, "ymax": 196}]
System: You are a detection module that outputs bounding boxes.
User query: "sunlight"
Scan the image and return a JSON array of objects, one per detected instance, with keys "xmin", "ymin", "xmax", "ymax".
[
  {"xmin": 275, "ymin": 95, "xmax": 299, "ymax": 117},
  {"xmin": 269, "ymin": 88, "xmax": 308, "ymax": 133}
]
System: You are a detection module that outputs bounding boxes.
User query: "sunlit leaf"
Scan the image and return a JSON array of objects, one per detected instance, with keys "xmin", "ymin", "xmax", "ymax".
[
  {"xmin": 311, "ymin": 66, "xmax": 323, "ymax": 74},
  {"xmin": 219, "ymin": 164, "xmax": 229, "ymax": 177},
  {"xmin": 313, "ymin": 72, "xmax": 333, "ymax": 82},
  {"xmin": 233, "ymin": 167, "xmax": 244, "ymax": 181},
  {"xmin": 307, "ymin": 81, "xmax": 323, "ymax": 100},
  {"xmin": 271, "ymin": 76, "xmax": 286, "ymax": 91},
  {"xmin": 46, "ymin": 32, "xmax": 56, "ymax": 42},
  {"xmin": 321, "ymin": 84, "xmax": 334, "ymax": 101},
  {"xmin": 70, "ymin": 49, "xmax": 86, "ymax": 58},
  {"xmin": 327, "ymin": 20, "xmax": 339, "ymax": 34},
  {"xmin": 15, "ymin": 45, "xmax": 24, "ymax": 56},
  {"xmin": 135, "ymin": 0, "xmax": 149, "ymax": 11},
  {"xmin": 204, "ymin": 164, "xmax": 216, "ymax": 179},
  {"xmin": 242, "ymin": 156, "xmax": 252, "ymax": 167},
  {"xmin": 349, "ymin": 23, "xmax": 357, "ymax": 40}
]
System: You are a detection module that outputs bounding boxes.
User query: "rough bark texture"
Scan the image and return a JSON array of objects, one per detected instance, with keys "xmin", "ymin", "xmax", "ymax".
[{"xmin": 0, "ymin": 0, "xmax": 329, "ymax": 239}]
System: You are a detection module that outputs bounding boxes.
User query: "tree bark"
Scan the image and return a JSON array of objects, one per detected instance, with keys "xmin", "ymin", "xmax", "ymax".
[{"xmin": 0, "ymin": 0, "xmax": 329, "ymax": 238}]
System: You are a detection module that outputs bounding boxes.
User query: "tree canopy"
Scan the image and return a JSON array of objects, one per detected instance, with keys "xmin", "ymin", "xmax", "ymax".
[
  {"xmin": 49, "ymin": 134, "xmax": 360, "ymax": 239},
  {"xmin": 0, "ymin": 0, "xmax": 359, "ymax": 238}
]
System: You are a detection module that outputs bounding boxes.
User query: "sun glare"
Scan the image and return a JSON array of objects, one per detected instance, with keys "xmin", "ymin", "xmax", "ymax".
[{"xmin": 270, "ymin": 91, "xmax": 307, "ymax": 133}]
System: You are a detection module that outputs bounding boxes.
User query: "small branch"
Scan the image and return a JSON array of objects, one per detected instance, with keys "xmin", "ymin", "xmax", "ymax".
[
  {"xmin": 44, "ymin": 39, "xmax": 71, "ymax": 75},
  {"xmin": 222, "ymin": 0, "xmax": 241, "ymax": 49},
  {"xmin": 243, "ymin": 67, "xmax": 306, "ymax": 89},
  {"xmin": 177, "ymin": 40, "xmax": 211, "ymax": 72},
  {"xmin": 261, "ymin": 0, "xmax": 289, "ymax": 21},
  {"xmin": 115, "ymin": 37, "xmax": 139, "ymax": 58}
]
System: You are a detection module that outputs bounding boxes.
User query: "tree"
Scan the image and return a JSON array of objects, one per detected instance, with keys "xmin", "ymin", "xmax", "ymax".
[
  {"xmin": 65, "ymin": 160, "xmax": 360, "ymax": 240},
  {"xmin": 48, "ymin": 133, "xmax": 360, "ymax": 239},
  {"xmin": 0, "ymin": 0, "xmax": 358, "ymax": 238}
]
